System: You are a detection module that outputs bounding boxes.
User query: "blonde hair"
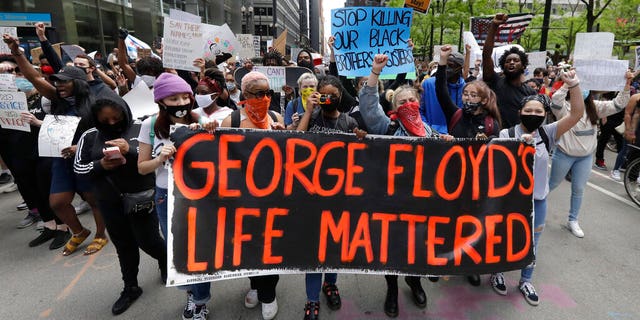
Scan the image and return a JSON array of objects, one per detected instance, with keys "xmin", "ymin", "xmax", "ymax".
[
  {"xmin": 391, "ymin": 85, "xmax": 419, "ymax": 108},
  {"xmin": 297, "ymin": 72, "xmax": 318, "ymax": 88}
]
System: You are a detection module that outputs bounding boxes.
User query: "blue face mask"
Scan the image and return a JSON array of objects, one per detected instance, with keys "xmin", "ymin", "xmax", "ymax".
[
  {"xmin": 582, "ymin": 90, "xmax": 590, "ymax": 100},
  {"xmin": 15, "ymin": 77, "xmax": 34, "ymax": 92}
]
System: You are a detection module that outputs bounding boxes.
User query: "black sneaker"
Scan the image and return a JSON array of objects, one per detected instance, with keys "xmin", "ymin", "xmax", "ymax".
[
  {"xmin": 0, "ymin": 172, "xmax": 12, "ymax": 184},
  {"xmin": 49, "ymin": 230, "xmax": 71, "ymax": 250},
  {"xmin": 112, "ymin": 286, "xmax": 143, "ymax": 315},
  {"xmin": 192, "ymin": 304, "xmax": 209, "ymax": 320},
  {"xmin": 29, "ymin": 228, "xmax": 57, "ymax": 247},
  {"xmin": 322, "ymin": 282, "xmax": 341, "ymax": 310},
  {"xmin": 303, "ymin": 301, "xmax": 320, "ymax": 320},
  {"xmin": 466, "ymin": 274, "xmax": 481, "ymax": 287},
  {"xmin": 490, "ymin": 273, "xmax": 507, "ymax": 295},
  {"xmin": 183, "ymin": 292, "xmax": 195, "ymax": 320},
  {"xmin": 519, "ymin": 281, "xmax": 539, "ymax": 306}
]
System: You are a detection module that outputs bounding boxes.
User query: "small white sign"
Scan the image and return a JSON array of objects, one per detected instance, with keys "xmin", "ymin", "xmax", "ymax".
[
  {"xmin": 0, "ymin": 91, "xmax": 30, "ymax": 132},
  {"xmin": 254, "ymin": 66, "xmax": 286, "ymax": 92},
  {"xmin": 38, "ymin": 115, "xmax": 80, "ymax": 157},
  {"xmin": 574, "ymin": 59, "xmax": 628, "ymax": 92},
  {"xmin": 574, "ymin": 32, "xmax": 615, "ymax": 59}
]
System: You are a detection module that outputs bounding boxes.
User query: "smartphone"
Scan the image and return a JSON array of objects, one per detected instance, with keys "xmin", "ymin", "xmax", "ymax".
[{"xmin": 103, "ymin": 146, "xmax": 124, "ymax": 160}]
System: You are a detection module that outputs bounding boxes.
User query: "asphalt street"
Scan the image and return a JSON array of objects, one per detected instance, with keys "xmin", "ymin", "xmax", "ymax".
[{"xmin": 1, "ymin": 149, "xmax": 639, "ymax": 320}]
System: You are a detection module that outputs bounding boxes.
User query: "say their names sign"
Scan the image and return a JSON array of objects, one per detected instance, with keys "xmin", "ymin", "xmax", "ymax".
[
  {"xmin": 165, "ymin": 128, "xmax": 535, "ymax": 286},
  {"xmin": 331, "ymin": 7, "xmax": 415, "ymax": 77},
  {"xmin": 162, "ymin": 17, "xmax": 203, "ymax": 72}
]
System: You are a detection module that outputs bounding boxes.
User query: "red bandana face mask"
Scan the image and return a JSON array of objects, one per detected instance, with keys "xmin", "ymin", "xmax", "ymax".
[
  {"xmin": 239, "ymin": 96, "xmax": 271, "ymax": 129},
  {"xmin": 388, "ymin": 101, "xmax": 426, "ymax": 137}
]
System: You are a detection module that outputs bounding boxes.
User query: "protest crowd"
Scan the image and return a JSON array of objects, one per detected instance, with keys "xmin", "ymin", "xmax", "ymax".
[{"xmin": 1, "ymin": 7, "xmax": 640, "ymax": 320}]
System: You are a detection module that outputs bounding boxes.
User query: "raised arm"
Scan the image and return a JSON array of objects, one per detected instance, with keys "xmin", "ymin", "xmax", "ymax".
[
  {"xmin": 2, "ymin": 34, "xmax": 57, "ymax": 99},
  {"xmin": 117, "ymin": 28, "xmax": 137, "ymax": 84},
  {"xmin": 555, "ymin": 70, "xmax": 585, "ymax": 139},
  {"xmin": 436, "ymin": 45, "xmax": 461, "ymax": 123},
  {"xmin": 358, "ymin": 54, "xmax": 391, "ymax": 135},
  {"xmin": 482, "ymin": 13, "xmax": 508, "ymax": 83},
  {"xmin": 463, "ymin": 43, "xmax": 471, "ymax": 80},
  {"xmin": 35, "ymin": 22, "xmax": 62, "ymax": 73}
]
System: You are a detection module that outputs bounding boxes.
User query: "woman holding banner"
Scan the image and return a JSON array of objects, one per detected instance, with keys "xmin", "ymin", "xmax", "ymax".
[
  {"xmin": 491, "ymin": 70, "xmax": 585, "ymax": 306},
  {"xmin": 548, "ymin": 71, "xmax": 633, "ymax": 238},
  {"xmin": 359, "ymin": 53, "xmax": 447, "ymax": 317},
  {"xmin": 220, "ymin": 71, "xmax": 284, "ymax": 320},
  {"xmin": 3, "ymin": 34, "xmax": 109, "ymax": 257},
  {"xmin": 137, "ymin": 72, "xmax": 213, "ymax": 320}
]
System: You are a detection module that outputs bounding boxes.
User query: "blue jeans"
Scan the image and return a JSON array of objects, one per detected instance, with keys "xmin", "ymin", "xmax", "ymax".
[
  {"xmin": 305, "ymin": 273, "xmax": 338, "ymax": 302},
  {"xmin": 155, "ymin": 187, "xmax": 211, "ymax": 304},
  {"xmin": 548, "ymin": 149, "xmax": 592, "ymax": 222},
  {"xmin": 614, "ymin": 141, "xmax": 627, "ymax": 170},
  {"xmin": 520, "ymin": 198, "xmax": 546, "ymax": 283}
]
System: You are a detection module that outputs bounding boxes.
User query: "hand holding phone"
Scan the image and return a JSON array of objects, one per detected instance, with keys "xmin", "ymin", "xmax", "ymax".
[{"xmin": 103, "ymin": 146, "xmax": 125, "ymax": 161}]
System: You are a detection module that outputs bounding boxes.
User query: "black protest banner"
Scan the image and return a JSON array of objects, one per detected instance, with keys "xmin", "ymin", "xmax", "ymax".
[
  {"xmin": 167, "ymin": 128, "xmax": 534, "ymax": 286},
  {"xmin": 331, "ymin": 7, "xmax": 415, "ymax": 77}
]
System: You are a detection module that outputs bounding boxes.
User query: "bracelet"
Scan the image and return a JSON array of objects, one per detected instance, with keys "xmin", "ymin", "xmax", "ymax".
[
  {"xmin": 567, "ymin": 83, "xmax": 580, "ymax": 89},
  {"xmin": 371, "ymin": 69, "xmax": 380, "ymax": 75}
]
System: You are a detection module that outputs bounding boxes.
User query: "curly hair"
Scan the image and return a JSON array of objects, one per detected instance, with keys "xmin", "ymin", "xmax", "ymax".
[
  {"xmin": 136, "ymin": 56, "xmax": 164, "ymax": 77},
  {"xmin": 262, "ymin": 50, "xmax": 283, "ymax": 66},
  {"xmin": 498, "ymin": 47, "xmax": 528, "ymax": 72}
]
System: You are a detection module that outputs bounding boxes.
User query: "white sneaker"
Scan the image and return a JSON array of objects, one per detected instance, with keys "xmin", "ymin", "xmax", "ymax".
[
  {"xmin": 244, "ymin": 289, "xmax": 258, "ymax": 308},
  {"xmin": 610, "ymin": 170, "xmax": 621, "ymax": 182},
  {"xmin": 567, "ymin": 221, "xmax": 584, "ymax": 238},
  {"xmin": 36, "ymin": 220, "xmax": 44, "ymax": 231},
  {"xmin": 261, "ymin": 298, "xmax": 278, "ymax": 320},
  {"xmin": 0, "ymin": 182, "xmax": 17, "ymax": 193}
]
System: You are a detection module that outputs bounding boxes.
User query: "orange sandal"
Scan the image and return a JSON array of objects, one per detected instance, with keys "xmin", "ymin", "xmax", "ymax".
[
  {"xmin": 83, "ymin": 237, "xmax": 108, "ymax": 255},
  {"xmin": 62, "ymin": 229, "xmax": 91, "ymax": 256}
]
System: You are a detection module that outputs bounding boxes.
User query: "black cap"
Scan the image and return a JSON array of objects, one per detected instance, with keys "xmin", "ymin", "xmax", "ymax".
[{"xmin": 50, "ymin": 66, "xmax": 87, "ymax": 82}]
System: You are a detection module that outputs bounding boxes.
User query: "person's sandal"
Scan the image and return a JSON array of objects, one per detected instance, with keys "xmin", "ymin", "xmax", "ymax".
[
  {"xmin": 62, "ymin": 229, "xmax": 91, "ymax": 256},
  {"xmin": 84, "ymin": 237, "xmax": 109, "ymax": 255}
]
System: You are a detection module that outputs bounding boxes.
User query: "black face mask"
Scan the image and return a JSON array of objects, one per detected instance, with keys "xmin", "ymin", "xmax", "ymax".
[
  {"xmin": 298, "ymin": 60, "xmax": 314, "ymax": 70},
  {"xmin": 96, "ymin": 120, "xmax": 128, "ymax": 139},
  {"xmin": 321, "ymin": 101, "xmax": 339, "ymax": 113},
  {"xmin": 446, "ymin": 66, "xmax": 461, "ymax": 81},
  {"xmin": 520, "ymin": 114, "xmax": 545, "ymax": 132},
  {"xmin": 462, "ymin": 102, "xmax": 482, "ymax": 115},
  {"xmin": 162, "ymin": 103, "xmax": 192, "ymax": 118}
]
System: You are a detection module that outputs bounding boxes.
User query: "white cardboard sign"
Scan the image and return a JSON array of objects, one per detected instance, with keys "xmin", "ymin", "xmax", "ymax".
[
  {"xmin": 573, "ymin": 32, "xmax": 615, "ymax": 59},
  {"xmin": 122, "ymin": 81, "xmax": 157, "ymax": 119},
  {"xmin": 0, "ymin": 91, "xmax": 30, "ymax": 132},
  {"xmin": 573, "ymin": 59, "xmax": 628, "ymax": 92},
  {"xmin": 38, "ymin": 115, "xmax": 80, "ymax": 157},
  {"xmin": 254, "ymin": 66, "xmax": 286, "ymax": 92},
  {"xmin": 162, "ymin": 17, "xmax": 203, "ymax": 72}
]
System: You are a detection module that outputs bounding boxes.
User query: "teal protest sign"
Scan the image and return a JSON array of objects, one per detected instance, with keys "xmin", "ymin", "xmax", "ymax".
[{"xmin": 331, "ymin": 7, "xmax": 414, "ymax": 77}]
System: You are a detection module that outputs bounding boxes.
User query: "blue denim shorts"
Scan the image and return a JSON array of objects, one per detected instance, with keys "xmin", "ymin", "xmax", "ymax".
[{"xmin": 50, "ymin": 158, "xmax": 91, "ymax": 194}]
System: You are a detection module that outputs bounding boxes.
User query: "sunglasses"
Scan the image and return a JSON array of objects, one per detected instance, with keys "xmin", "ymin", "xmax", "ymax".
[{"xmin": 246, "ymin": 89, "xmax": 273, "ymax": 99}]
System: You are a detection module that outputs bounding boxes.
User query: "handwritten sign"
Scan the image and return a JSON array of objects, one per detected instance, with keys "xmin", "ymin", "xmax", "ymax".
[
  {"xmin": 236, "ymin": 34, "xmax": 256, "ymax": 59},
  {"xmin": 573, "ymin": 59, "xmax": 628, "ymax": 91},
  {"xmin": 162, "ymin": 17, "xmax": 203, "ymax": 72},
  {"xmin": 404, "ymin": 0, "xmax": 432, "ymax": 13},
  {"xmin": 122, "ymin": 81, "xmax": 157, "ymax": 119},
  {"xmin": 331, "ymin": 7, "xmax": 414, "ymax": 77},
  {"xmin": 0, "ymin": 74, "xmax": 18, "ymax": 92},
  {"xmin": 38, "ymin": 115, "xmax": 80, "ymax": 157},
  {"xmin": 574, "ymin": 32, "xmax": 614, "ymax": 59},
  {"xmin": 165, "ymin": 129, "xmax": 534, "ymax": 286},
  {"xmin": 0, "ymin": 27, "xmax": 17, "ymax": 54},
  {"xmin": 253, "ymin": 36, "xmax": 261, "ymax": 57},
  {"xmin": 202, "ymin": 23, "xmax": 241, "ymax": 61},
  {"xmin": 526, "ymin": 51, "xmax": 547, "ymax": 77},
  {"xmin": 254, "ymin": 66, "xmax": 286, "ymax": 92},
  {"xmin": 0, "ymin": 91, "xmax": 30, "ymax": 132}
]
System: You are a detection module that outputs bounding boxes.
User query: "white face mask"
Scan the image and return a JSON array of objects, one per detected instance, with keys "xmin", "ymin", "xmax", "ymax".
[
  {"xmin": 140, "ymin": 75, "xmax": 156, "ymax": 88},
  {"xmin": 195, "ymin": 94, "xmax": 216, "ymax": 108}
]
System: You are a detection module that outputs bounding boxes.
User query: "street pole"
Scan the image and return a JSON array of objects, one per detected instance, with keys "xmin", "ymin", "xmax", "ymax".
[
  {"xmin": 95, "ymin": 0, "xmax": 106, "ymax": 57},
  {"xmin": 539, "ymin": 0, "xmax": 552, "ymax": 51},
  {"xmin": 429, "ymin": 6, "xmax": 434, "ymax": 61}
]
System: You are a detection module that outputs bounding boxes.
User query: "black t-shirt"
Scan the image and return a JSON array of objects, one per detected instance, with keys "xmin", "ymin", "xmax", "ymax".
[
  {"xmin": 308, "ymin": 108, "xmax": 358, "ymax": 134},
  {"xmin": 487, "ymin": 75, "xmax": 536, "ymax": 128}
]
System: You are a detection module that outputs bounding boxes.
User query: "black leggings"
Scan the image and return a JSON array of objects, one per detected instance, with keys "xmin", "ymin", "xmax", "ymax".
[
  {"xmin": 384, "ymin": 275, "xmax": 421, "ymax": 292},
  {"xmin": 249, "ymin": 275, "xmax": 279, "ymax": 303},
  {"xmin": 98, "ymin": 199, "xmax": 166, "ymax": 288}
]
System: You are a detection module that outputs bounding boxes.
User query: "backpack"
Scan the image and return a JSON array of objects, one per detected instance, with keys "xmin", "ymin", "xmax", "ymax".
[
  {"xmin": 508, "ymin": 125, "xmax": 550, "ymax": 153},
  {"xmin": 230, "ymin": 109, "xmax": 278, "ymax": 128},
  {"xmin": 449, "ymin": 109, "xmax": 495, "ymax": 135}
]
